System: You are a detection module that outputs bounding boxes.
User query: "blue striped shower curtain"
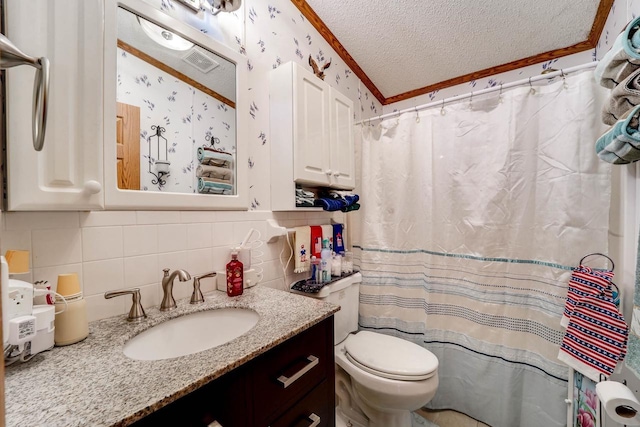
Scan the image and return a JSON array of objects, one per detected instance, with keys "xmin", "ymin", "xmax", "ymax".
[{"xmin": 353, "ymin": 71, "xmax": 611, "ymax": 427}]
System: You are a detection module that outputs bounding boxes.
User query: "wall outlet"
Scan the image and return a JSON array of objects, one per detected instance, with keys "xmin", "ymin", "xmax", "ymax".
[{"xmin": 7, "ymin": 279, "xmax": 33, "ymax": 320}]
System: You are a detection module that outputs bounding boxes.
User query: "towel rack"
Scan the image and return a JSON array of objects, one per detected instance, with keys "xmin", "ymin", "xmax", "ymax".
[{"xmin": 0, "ymin": 33, "xmax": 49, "ymax": 152}]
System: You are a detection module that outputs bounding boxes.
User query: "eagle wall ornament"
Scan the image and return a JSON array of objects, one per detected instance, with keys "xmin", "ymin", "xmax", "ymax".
[{"xmin": 309, "ymin": 55, "xmax": 331, "ymax": 80}]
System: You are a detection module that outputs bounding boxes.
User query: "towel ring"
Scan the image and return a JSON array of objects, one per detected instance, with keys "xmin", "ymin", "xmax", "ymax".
[{"xmin": 579, "ymin": 252, "xmax": 615, "ymax": 272}]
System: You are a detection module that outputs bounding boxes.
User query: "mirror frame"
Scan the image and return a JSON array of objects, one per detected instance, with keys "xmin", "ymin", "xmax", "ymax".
[{"xmin": 103, "ymin": 0, "xmax": 248, "ymax": 210}]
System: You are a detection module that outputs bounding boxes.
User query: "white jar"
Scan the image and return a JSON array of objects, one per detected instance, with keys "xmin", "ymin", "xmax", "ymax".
[{"xmin": 54, "ymin": 295, "xmax": 89, "ymax": 346}]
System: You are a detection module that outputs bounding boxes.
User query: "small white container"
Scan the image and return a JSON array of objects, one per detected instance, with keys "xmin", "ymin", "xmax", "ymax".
[{"xmin": 54, "ymin": 294, "xmax": 88, "ymax": 346}]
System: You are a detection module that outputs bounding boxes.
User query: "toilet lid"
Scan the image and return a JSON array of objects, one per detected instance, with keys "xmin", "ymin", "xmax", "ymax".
[{"xmin": 344, "ymin": 331, "xmax": 438, "ymax": 381}]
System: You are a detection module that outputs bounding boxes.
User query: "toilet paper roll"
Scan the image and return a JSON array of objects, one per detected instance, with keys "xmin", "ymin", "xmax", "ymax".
[{"xmin": 596, "ymin": 381, "xmax": 640, "ymax": 426}]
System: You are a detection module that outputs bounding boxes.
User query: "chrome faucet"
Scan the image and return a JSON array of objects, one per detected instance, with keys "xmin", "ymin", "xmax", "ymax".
[
  {"xmin": 160, "ymin": 268, "xmax": 191, "ymax": 311},
  {"xmin": 191, "ymin": 271, "xmax": 217, "ymax": 304}
]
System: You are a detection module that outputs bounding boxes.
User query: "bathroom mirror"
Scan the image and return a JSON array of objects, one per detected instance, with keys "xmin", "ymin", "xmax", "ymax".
[{"xmin": 103, "ymin": 0, "xmax": 248, "ymax": 209}]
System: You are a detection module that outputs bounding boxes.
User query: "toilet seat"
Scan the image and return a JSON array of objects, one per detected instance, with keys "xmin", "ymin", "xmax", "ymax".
[{"xmin": 344, "ymin": 331, "xmax": 438, "ymax": 381}]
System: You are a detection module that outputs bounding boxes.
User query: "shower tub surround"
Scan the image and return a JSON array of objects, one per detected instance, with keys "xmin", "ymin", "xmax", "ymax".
[{"xmin": 4, "ymin": 286, "xmax": 339, "ymax": 426}]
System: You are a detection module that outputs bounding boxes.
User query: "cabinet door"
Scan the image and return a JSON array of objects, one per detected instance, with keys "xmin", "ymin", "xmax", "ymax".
[
  {"xmin": 329, "ymin": 89, "xmax": 355, "ymax": 190},
  {"xmin": 5, "ymin": 0, "xmax": 104, "ymax": 210},
  {"xmin": 293, "ymin": 66, "xmax": 331, "ymax": 187}
]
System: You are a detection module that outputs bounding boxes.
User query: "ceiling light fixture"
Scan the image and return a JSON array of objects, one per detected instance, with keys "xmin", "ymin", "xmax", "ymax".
[{"xmin": 137, "ymin": 16, "xmax": 194, "ymax": 51}]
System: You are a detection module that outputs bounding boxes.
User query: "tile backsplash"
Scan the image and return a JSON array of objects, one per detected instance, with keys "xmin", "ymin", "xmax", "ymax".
[{"xmin": 1, "ymin": 210, "xmax": 343, "ymax": 322}]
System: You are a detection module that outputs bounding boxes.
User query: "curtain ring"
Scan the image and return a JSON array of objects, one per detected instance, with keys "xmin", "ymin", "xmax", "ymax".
[
  {"xmin": 499, "ymin": 84, "xmax": 504, "ymax": 102},
  {"xmin": 415, "ymin": 106, "xmax": 420, "ymax": 123},
  {"xmin": 561, "ymin": 69, "xmax": 568, "ymax": 89},
  {"xmin": 579, "ymin": 252, "xmax": 615, "ymax": 271},
  {"xmin": 440, "ymin": 99, "xmax": 446, "ymax": 116},
  {"xmin": 469, "ymin": 92, "xmax": 474, "ymax": 110},
  {"xmin": 529, "ymin": 77, "xmax": 536, "ymax": 95}
]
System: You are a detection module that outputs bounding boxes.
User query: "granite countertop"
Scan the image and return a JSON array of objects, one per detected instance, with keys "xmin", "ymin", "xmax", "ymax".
[{"xmin": 5, "ymin": 286, "xmax": 339, "ymax": 427}]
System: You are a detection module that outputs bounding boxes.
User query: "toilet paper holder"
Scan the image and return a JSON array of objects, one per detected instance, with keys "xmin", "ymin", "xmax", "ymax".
[{"xmin": 599, "ymin": 375, "xmax": 638, "ymax": 427}]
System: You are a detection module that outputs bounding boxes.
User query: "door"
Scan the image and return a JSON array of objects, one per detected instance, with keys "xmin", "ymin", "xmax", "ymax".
[
  {"xmin": 5, "ymin": 0, "xmax": 104, "ymax": 210},
  {"xmin": 293, "ymin": 65, "xmax": 331, "ymax": 187},
  {"xmin": 329, "ymin": 88, "xmax": 355, "ymax": 189},
  {"xmin": 116, "ymin": 102, "xmax": 140, "ymax": 190}
]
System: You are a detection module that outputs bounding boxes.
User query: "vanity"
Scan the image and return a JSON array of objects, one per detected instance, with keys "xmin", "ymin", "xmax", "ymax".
[{"xmin": 4, "ymin": 286, "xmax": 339, "ymax": 426}]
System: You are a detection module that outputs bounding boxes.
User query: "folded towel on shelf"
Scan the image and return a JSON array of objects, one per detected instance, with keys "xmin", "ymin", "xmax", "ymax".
[
  {"xmin": 197, "ymin": 147, "xmax": 233, "ymax": 168},
  {"xmin": 296, "ymin": 188, "xmax": 316, "ymax": 198},
  {"xmin": 561, "ymin": 265, "xmax": 615, "ymax": 327},
  {"xmin": 196, "ymin": 164, "xmax": 233, "ymax": 180},
  {"xmin": 293, "ymin": 226, "xmax": 311, "ymax": 273},
  {"xmin": 558, "ymin": 290, "xmax": 628, "ymax": 381},
  {"xmin": 596, "ymin": 104, "xmax": 640, "ymax": 164},
  {"xmin": 295, "ymin": 197, "xmax": 315, "ymax": 207},
  {"xmin": 321, "ymin": 225, "xmax": 334, "ymax": 250},
  {"xmin": 314, "ymin": 197, "xmax": 345, "ymax": 211},
  {"xmin": 341, "ymin": 202, "xmax": 360, "ymax": 212},
  {"xmin": 333, "ymin": 223, "xmax": 345, "ymax": 253},
  {"xmin": 197, "ymin": 178, "xmax": 233, "ymax": 194},
  {"xmin": 595, "ymin": 16, "xmax": 640, "ymax": 89},
  {"xmin": 199, "ymin": 176, "xmax": 230, "ymax": 185},
  {"xmin": 603, "ymin": 68, "xmax": 640, "ymax": 125},
  {"xmin": 310, "ymin": 226, "xmax": 323, "ymax": 258}
]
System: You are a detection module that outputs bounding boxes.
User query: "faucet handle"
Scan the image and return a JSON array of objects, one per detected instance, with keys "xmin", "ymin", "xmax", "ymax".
[
  {"xmin": 191, "ymin": 271, "xmax": 217, "ymax": 304},
  {"xmin": 104, "ymin": 288, "xmax": 147, "ymax": 322}
]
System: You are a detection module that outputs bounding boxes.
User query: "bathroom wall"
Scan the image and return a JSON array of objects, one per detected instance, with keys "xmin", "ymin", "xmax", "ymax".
[
  {"xmin": 0, "ymin": 0, "xmax": 372, "ymax": 322},
  {"xmin": 0, "ymin": 0, "xmax": 624, "ymax": 325}
]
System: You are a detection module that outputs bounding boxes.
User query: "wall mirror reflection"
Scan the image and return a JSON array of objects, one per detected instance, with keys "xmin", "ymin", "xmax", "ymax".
[{"xmin": 116, "ymin": 6, "xmax": 237, "ymax": 195}]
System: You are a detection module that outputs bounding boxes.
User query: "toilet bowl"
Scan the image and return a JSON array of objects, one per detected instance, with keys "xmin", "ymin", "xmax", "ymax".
[{"xmin": 291, "ymin": 273, "xmax": 439, "ymax": 427}]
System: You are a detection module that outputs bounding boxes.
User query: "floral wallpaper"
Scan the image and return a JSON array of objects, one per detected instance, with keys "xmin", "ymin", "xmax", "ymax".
[
  {"xmin": 137, "ymin": 0, "xmax": 382, "ymax": 210},
  {"xmin": 117, "ymin": 47, "xmax": 236, "ymax": 193}
]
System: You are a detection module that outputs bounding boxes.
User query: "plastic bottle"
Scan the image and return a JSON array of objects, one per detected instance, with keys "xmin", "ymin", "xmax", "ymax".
[
  {"xmin": 320, "ymin": 239, "xmax": 332, "ymax": 283},
  {"xmin": 310, "ymin": 256, "xmax": 321, "ymax": 283},
  {"xmin": 226, "ymin": 251, "xmax": 244, "ymax": 297},
  {"xmin": 331, "ymin": 252, "xmax": 342, "ymax": 277}
]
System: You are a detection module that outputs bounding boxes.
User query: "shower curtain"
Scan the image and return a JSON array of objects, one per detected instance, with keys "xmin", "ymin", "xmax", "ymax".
[{"xmin": 354, "ymin": 70, "xmax": 611, "ymax": 427}]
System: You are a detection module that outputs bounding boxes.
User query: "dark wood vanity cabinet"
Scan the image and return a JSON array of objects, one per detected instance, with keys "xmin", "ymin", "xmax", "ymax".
[{"xmin": 132, "ymin": 316, "xmax": 335, "ymax": 427}]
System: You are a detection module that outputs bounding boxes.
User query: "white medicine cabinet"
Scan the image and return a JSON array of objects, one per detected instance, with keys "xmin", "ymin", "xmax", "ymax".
[
  {"xmin": 3, "ymin": 0, "xmax": 249, "ymax": 211},
  {"xmin": 4, "ymin": 0, "xmax": 105, "ymax": 211},
  {"xmin": 270, "ymin": 61, "xmax": 355, "ymax": 211}
]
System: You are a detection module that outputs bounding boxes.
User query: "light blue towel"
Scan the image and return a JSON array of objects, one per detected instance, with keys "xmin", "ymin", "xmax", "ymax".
[
  {"xmin": 595, "ymin": 16, "xmax": 640, "ymax": 89},
  {"xmin": 596, "ymin": 104, "xmax": 640, "ymax": 164},
  {"xmin": 196, "ymin": 147, "xmax": 233, "ymax": 168},
  {"xmin": 197, "ymin": 178, "xmax": 233, "ymax": 194}
]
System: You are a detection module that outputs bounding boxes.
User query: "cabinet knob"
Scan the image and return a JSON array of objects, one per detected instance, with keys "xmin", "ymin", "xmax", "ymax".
[
  {"xmin": 83, "ymin": 180, "xmax": 102, "ymax": 194},
  {"xmin": 325, "ymin": 169, "xmax": 332, "ymax": 175},
  {"xmin": 333, "ymin": 171, "xmax": 340, "ymax": 177}
]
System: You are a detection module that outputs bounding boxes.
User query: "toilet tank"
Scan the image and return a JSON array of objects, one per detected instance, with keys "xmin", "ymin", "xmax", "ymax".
[{"xmin": 292, "ymin": 273, "xmax": 362, "ymax": 344}]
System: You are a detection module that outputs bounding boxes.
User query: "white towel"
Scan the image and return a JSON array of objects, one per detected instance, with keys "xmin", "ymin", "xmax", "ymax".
[
  {"xmin": 293, "ymin": 226, "xmax": 311, "ymax": 273},
  {"xmin": 321, "ymin": 225, "xmax": 334, "ymax": 251}
]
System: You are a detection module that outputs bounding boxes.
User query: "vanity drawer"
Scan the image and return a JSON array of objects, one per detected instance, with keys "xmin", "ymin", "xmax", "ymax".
[
  {"xmin": 270, "ymin": 379, "xmax": 334, "ymax": 427},
  {"xmin": 253, "ymin": 317, "xmax": 334, "ymax": 425}
]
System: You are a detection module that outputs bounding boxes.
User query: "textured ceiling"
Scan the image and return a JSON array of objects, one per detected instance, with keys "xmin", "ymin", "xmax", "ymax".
[{"xmin": 304, "ymin": 0, "xmax": 603, "ymax": 101}]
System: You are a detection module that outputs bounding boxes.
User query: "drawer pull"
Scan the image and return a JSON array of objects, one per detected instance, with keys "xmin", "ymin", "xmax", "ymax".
[
  {"xmin": 308, "ymin": 413, "xmax": 321, "ymax": 427},
  {"xmin": 277, "ymin": 355, "xmax": 319, "ymax": 388}
]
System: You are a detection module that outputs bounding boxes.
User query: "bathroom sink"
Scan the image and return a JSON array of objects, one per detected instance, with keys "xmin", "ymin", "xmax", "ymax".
[{"xmin": 123, "ymin": 308, "xmax": 260, "ymax": 361}]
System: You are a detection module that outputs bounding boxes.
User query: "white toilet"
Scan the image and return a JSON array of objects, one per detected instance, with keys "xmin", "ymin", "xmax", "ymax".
[{"xmin": 291, "ymin": 272, "xmax": 439, "ymax": 427}]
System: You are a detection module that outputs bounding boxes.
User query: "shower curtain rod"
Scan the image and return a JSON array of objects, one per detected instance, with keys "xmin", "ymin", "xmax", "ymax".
[{"xmin": 355, "ymin": 61, "xmax": 599, "ymax": 126}]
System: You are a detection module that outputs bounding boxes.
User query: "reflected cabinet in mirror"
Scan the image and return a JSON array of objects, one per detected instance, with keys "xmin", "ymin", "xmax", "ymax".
[{"xmin": 104, "ymin": 0, "xmax": 248, "ymax": 209}]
